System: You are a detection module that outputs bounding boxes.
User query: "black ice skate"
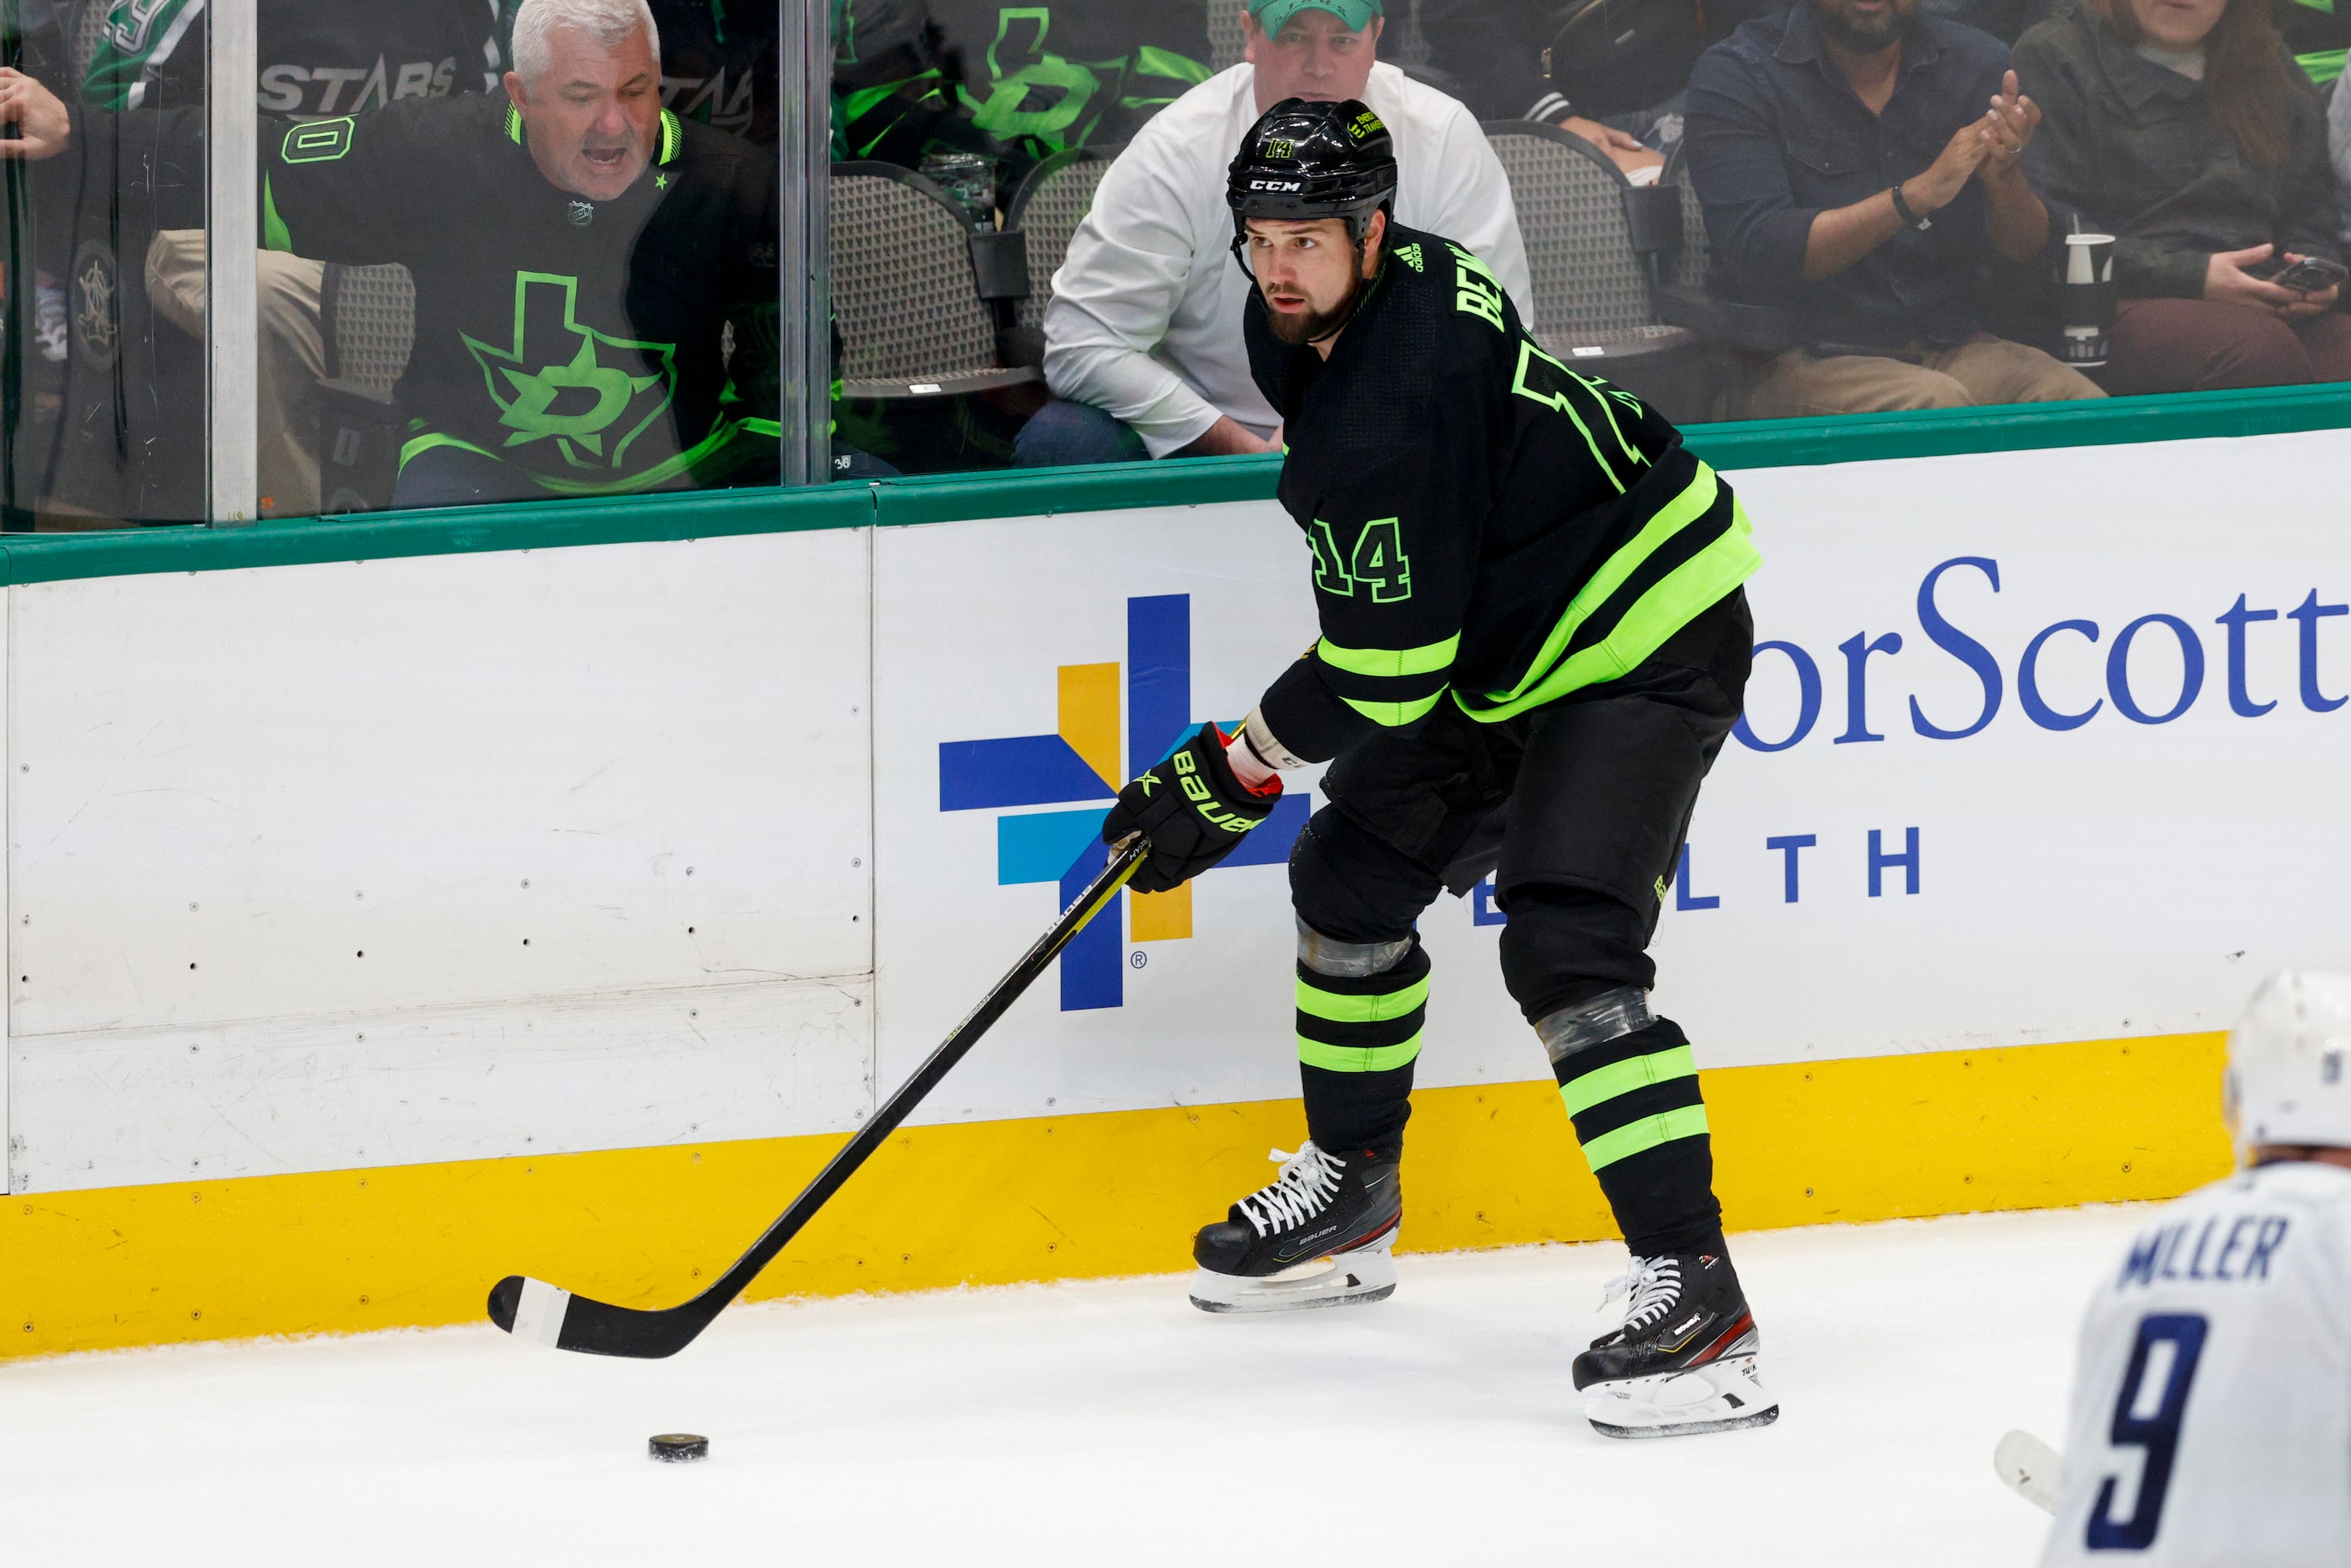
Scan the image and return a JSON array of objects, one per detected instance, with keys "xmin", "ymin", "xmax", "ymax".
[
  {"xmin": 1188, "ymin": 1142, "xmax": 1401, "ymax": 1313},
  {"xmin": 1572, "ymin": 1251, "xmax": 1778, "ymax": 1438}
]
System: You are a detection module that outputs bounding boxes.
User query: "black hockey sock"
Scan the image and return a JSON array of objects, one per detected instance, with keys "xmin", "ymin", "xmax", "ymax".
[
  {"xmin": 1552, "ymin": 1015, "xmax": 1724, "ymax": 1257},
  {"xmin": 1297, "ymin": 937, "xmax": 1429, "ymax": 1166}
]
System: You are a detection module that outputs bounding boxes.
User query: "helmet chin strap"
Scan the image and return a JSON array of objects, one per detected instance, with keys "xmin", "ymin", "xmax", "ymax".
[{"xmin": 1306, "ymin": 230, "xmax": 1385, "ymax": 346}]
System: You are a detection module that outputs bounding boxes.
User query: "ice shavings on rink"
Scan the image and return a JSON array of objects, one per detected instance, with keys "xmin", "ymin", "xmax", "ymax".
[{"xmin": 0, "ymin": 1206, "xmax": 2141, "ymax": 1565}]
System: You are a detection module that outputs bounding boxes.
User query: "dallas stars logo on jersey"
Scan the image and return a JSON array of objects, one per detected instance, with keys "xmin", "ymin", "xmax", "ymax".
[{"xmin": 463, "ymin": 273, "xmax": 676, "ymax": 472}]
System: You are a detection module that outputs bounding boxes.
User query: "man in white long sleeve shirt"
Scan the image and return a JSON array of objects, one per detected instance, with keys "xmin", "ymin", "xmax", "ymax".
[{"xmin": 1017, "ymin": 0, "xmax": 1529, "ymax": 466}]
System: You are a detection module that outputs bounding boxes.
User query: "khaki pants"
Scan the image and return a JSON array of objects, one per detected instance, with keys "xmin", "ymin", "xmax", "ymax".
[
  {"xmin": 1745, "ymin": 333, "xmax": 2105, "ymax": 418},
  {"xmin": 145, "ymin": 230, "xmax": 326, "ymax": 517}
]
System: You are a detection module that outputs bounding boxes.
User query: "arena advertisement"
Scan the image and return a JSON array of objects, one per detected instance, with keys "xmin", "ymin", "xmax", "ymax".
[
  {"xmin": 872, "ymin": 428, "xmax": 2351, "ymax": 1123},
  {"xmin": 9, "ymin": 427, "xmax": 2348, "ymax": 1195}
]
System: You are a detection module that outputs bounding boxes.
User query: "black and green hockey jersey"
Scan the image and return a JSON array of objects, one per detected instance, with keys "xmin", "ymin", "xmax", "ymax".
[
  {"xmin": 82, "ymin": 0, "xmax": 500, "ymax": 112},
  {"xmin": 1244, "ymin": 221, "xmax": 1760, "ymax": 763},
  {"xmin": 832, "ymin": 0, "xmax": 1207, "ymax": 192},
  {"xmin": 924, "ymin": 0, "xmax": 1207, "ymax": 158},
  {"xmin": 260, "ymin": 93, "xmax": 778, "ymax": 495}
]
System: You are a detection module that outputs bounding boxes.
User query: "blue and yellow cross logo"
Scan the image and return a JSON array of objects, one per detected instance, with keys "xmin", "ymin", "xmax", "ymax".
[{"xmin": 938, "ymin": 594, "xmax": 1308, "ymax": 1010}]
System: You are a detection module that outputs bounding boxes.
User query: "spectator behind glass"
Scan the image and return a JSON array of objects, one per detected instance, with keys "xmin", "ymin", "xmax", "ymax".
[
  {"xmin": 101, "ymin": 0, "xmax": 506, "ymax": 518},
  {"xmin": 201, "ymin": 0, "xmax": 780, "ymax": 508},
  {"xmin": 1024, "ymin": 0, "xmax": 1529, "ymax": 467},
  {"xmin": 1685, "ymin": 0, "xmax": 2103, "ymax": 413},
  {"xmin": 2020, "ymin": 0, "xmax": 2351, "ymax": 394}
]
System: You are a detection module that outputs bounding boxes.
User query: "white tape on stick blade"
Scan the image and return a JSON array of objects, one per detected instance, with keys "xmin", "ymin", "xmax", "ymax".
[{"xmin": 510, "ymin": 1278, "xmax": 572, "ymax": 1348}]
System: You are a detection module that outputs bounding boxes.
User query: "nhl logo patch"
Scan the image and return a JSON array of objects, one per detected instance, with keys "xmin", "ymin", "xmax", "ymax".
[{"xmin": 568, "ymin": 200, "xmax": 595, "ymax": 226}]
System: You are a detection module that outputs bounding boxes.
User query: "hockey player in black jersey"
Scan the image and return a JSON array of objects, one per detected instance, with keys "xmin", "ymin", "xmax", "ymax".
[{"xmin": 1100, "ymin": 97, "xmax": 1774, "ymax": 1438}]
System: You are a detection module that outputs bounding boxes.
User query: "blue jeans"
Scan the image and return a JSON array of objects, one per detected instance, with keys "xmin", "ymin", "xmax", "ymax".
[{"xmin": 1012, "ymin": 398, "xmax": 1149, "ymax": 468}]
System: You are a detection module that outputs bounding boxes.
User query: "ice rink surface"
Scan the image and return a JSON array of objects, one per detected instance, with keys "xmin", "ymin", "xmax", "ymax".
[{"xmin": 0, "ymin": 1206, "xmax": 2144, "ymax": 1565}]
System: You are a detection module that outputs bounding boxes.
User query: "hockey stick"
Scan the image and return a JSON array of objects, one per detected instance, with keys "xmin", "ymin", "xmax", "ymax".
[
  {"xmin": 1994, "ymin": 1429, "xmax": 2061, "ymax": 1514},
  {"xmin": 488, "ymin": 832, "xmax": 1150, "ymax": 1359}
]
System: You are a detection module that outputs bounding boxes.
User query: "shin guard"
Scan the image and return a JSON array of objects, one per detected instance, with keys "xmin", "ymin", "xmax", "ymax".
[
  {"xmin": 1539, "ymin": 990, "xmax": 1723, "ymax": 1257},
  {"xmin": 1296, "ymin": 923, "xmax": 1428, "ymax": 1164}
]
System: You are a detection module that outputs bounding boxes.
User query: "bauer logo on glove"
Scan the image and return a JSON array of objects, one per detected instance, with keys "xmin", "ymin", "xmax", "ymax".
[{"xmin": 1103, "ymin": 726, "xmax": 1281, "ymax": 894}]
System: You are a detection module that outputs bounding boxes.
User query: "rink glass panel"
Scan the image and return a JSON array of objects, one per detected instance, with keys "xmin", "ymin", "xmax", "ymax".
[
  {"xmin": 3, "ymin": 0, "xmax": 2347, "ymax": 513},
  {"xmin": 817, "ymin": 0, "xmax": 2351, "ymax": 478},
  {"xmin": 0, "ymin": 0, "xmax": 214, "ymax": 529},
  {"xmin": 0, "ymin": 0, "xmax": 797, "ymax": 530}
]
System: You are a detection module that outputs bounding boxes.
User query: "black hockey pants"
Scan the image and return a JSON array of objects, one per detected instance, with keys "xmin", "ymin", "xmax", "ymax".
[{"xmin": 1287, "ymin": 589, "xmax": 1751, "ymax": 1258}]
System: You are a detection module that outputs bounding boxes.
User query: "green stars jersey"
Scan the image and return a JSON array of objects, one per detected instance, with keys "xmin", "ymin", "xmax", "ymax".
[
  {"xmin": 259, "ymin": 94, "xmax": 779, "ymax": 497},
  {"xmin": 832, "ymin": 0, "xmax": 1207, "ymax": 193},
  {"xmin": 1242, "ymin": 221, "xmax": 1760, "ymax": 762}
]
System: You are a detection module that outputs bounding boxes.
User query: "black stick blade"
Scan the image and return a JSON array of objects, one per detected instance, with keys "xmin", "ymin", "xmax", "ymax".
[
  {"xmin": 490, "ymin": 1271, "xmax": 716, "ymax": 1358},
  {"xmin": 488, "ymin": 1275, "xmax": 523, "ymax": 1333}
]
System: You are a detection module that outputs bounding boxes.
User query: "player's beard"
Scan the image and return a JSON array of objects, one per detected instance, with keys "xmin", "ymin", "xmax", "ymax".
[{"xmin": 1264, "ymin": 270, "xmax": 1364, "ymax": 346}]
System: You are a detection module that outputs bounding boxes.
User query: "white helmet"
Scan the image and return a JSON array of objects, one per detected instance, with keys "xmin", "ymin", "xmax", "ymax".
[{"xmin": 2227, "ymin": 969, "xmax": 2351, "ymax": 1162}]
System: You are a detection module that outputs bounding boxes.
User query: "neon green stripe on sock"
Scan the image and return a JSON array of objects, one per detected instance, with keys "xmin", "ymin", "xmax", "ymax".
[
  {"xmin": 1559, "ymin": 1044, "xmax": 1697, "ymax": 1118},
  {"xmin": 1577, "ymin": 1105, "xmax": 1710, "ymax": 1172},
  {"xmin": 1297, "ymin": 1032, "xmax": 1424, "ymax": 1073},
  {"xmin": 1295, "ymin": 974, "xmax": 1428, "ymax": 1024}
]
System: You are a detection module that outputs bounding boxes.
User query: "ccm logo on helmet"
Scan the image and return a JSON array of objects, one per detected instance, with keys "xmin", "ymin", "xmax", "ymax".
[{"xmin": 1248, "ymin": 180, "xmax": 1304, "ymax": 191}]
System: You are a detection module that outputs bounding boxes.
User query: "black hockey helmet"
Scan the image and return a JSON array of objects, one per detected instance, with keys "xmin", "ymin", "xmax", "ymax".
[{"xmin": 1226, "ymin": 97, "xmax": 1398, "ymax": 251}]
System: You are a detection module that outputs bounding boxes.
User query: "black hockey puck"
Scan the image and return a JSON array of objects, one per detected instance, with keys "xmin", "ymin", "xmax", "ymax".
[{"xmin": 649, "ymin": 1433, "xmax": 709, "ymax": 1463}]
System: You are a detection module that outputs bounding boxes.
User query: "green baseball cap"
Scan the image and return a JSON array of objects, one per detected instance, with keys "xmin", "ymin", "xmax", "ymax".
[{"xmin": 1250, "ymin": 0, "xmax": 1383, "ymax": 34}]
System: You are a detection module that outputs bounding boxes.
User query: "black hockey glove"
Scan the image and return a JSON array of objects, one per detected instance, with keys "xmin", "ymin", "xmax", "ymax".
[{"xmin": 1102, "ymin": 727, "xmax": 1282, "ymax": 894}]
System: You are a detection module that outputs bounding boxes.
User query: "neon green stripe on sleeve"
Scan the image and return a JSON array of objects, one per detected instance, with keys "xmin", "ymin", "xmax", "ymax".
[{"xmin": 1316, "ymin": 633, "xmax": 1459, "ymax": 679}]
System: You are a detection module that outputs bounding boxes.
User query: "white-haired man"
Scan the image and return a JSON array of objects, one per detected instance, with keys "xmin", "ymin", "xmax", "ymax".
[
  {"xmin": 1018, "ymin": 0, "xmax": 1529, "ymax": 467},
  {"xmin": 2038, "ymin": 969, "xmax": 2351, "ymax": 1564},
  {"xmin": 103, "ymin": 0, "xmax": 507, "ymax": 518},
  {"xmin": 243, "ymin": 0, "xmax": 778, "ymax": 507}
]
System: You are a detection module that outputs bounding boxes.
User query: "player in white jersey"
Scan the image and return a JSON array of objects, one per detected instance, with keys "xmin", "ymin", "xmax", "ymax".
[{"xmin": 2040, "ymin": 969, "xmax": 2351, "ymax": 1565}]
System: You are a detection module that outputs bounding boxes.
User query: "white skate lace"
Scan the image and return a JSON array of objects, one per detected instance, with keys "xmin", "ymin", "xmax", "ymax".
[
  {"xmin": 1236, "ymin": 1143, "xmax": 1345, "ymax": 1237},
  {"xmin": 1596, "ymin": 1256, "xmax": 1683, "ymax": 1334}
]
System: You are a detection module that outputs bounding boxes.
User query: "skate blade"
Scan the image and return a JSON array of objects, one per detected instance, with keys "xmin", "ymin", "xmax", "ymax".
[
  {"xmin": 1581, "ymin": 1353, "xmax": 1779, "ymax": 1439},
  {"xmin": 1188, "ymin": 1242, "xmax": 1398, "ymax": 1314}
]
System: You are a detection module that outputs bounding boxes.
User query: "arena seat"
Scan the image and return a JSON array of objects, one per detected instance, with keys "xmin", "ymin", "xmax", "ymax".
[
  {"xmin": 1209, "ymin": 5, "xmax": 1246, "ymax": 72},
  {"xmin": 829, "ymin": 162, "xmax": 1039, "ymax": 402},
  {"xmin": 1004, "ymin": 147, "xmax": 1112, "ymax": 364},
  {"xmin": 321, "ymin": 264, "xmax": 417, "ymax": 393},
  {"xmin": 1480, "ymin": 121, "xmax": 1712, "ymax": 422}
]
